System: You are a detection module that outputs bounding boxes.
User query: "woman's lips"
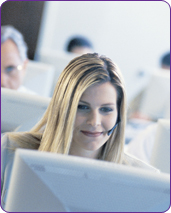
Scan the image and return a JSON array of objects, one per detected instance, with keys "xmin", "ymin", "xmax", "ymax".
[{"xmin": 81, "ymin": 131, "xmax": 103, "ymax": 137}]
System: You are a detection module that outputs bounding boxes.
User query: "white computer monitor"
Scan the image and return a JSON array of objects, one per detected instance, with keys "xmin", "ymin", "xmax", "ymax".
[
  {"xmin": 23, "ymin": 60, "xmax": 55, "ymax": 97},
  {"xmin": 38, "ymin": 49, "xmax": 76, "ymax": 96},
  {"xmin": 5, "ymin": 149, "xmax": 170, "ymax": 212},
  {"xmin": 139, "ymin": 70, "xmax": 170, "ymax": 120},
  {"xmin": 150, "ymin": 119, "xmax": 170, "ymax": 174},
  {"xmin": 1, "ymin": 88, "xmax": 51, "ymax": 133}
]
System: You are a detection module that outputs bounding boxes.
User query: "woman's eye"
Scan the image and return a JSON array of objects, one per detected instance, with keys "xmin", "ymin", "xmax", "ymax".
[
  {"xmin": 100, "ymin": 107, "xmax": 113, "ymax": 113},
  {"xmin": 78, "ymin": 104, "xmax": 89, "ymax": 110}
]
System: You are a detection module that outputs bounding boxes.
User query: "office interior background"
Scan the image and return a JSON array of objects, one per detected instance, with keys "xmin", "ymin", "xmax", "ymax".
[
  {"xmin": 1, "ymin": 1, "xmax": 169, "ymax": 100},
  {"xmin": 1, "ymin": 0, "xmax": 170, "ymax": 157},
  {"xmin": 1, "ymin": 1, "xmax": 170, "ymax": 212},
  {"xmin": 1, "ymin": 0, "xmax": 170, "ymax": 130}
]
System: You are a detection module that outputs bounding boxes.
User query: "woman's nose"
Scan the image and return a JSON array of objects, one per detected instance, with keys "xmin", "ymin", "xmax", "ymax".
[{"xmin": 86, "ymin": 110, "xmax": 101, "ymax": 127}]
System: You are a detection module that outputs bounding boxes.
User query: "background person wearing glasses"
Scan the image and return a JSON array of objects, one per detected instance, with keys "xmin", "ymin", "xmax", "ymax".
[{"xmin": 1, "ymin": 25, "xmax": 35, "ymax": 94}]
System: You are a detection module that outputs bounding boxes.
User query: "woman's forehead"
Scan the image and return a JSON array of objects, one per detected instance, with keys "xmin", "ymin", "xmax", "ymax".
[{"xmin": 79, "ymin": 82, "xmax": 117, "ymax": 105}]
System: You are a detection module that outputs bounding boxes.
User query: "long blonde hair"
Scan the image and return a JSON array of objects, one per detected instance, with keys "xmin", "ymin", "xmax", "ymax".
[{"xmin": 8, "ymin": 53, "xmax": 127, "ymax": 163}]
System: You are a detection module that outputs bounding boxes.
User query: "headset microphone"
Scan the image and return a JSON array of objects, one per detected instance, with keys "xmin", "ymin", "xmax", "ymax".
[{"xmin": 107, "ymin": 123, "xmax": 119, "ymax": 136}]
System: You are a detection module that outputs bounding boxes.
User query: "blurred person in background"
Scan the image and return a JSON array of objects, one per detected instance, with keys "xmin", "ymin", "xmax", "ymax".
[
  {"xmin": 66, "ymin": 36, "xmax": 94, "ymax": 55},
  {"xmin": 125, "ymin": 52, "xmax": 170, "ymax": 163},
  {"xmin": 1, "ymin": 25, "xmax": 35, "ymax": 94},
  {"xmin": 127, "ymin": 51, "xmax": 170, "ymax": 121},
  {"xmin": 160, "ymin": 52, "xmax": 170, "ymax": 70}
]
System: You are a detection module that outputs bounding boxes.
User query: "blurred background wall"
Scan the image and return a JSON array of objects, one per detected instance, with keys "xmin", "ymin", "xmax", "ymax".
[{"xmin": 36, "ymin": 1, "xmax": 169, "ymax": 71}]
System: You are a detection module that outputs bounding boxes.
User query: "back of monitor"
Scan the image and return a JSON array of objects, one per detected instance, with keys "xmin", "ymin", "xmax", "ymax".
[
  {"xmin": 5, "ymin": 149, "xmax": 170, "ymax": 212},
  {"xmin": 150, "ymin": 119, "xmax": 170, "ymax": 173},
  {"xmin": 38, "ymin": 49, "xmax": 76, "ymax": 96},
  {"xmin": 139, "ymin": 71, "xmax": 170, "ymax": 120},
  {"xmin": 1, "ymin": 88, "xmax": 50, "ymax": 133},
  {"xmin": 23, "ymin": 60, "xmax": 55, "ymax": 97}
]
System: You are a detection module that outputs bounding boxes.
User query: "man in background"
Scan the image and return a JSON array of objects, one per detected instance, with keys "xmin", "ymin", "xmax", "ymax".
[{"xmin": 1, "ymin": 25, "xmax": 35, "ymax": 94}]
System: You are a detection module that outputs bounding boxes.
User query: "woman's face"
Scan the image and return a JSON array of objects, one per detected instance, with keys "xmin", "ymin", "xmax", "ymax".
[{"xmin": 71, "ymin": 81, "xmax": 118, "ymax": 158}]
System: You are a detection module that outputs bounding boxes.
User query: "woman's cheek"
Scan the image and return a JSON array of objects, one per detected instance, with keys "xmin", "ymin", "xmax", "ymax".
[{"xmin": 74, "ymin": 113, "xmax": 85, "ymax": 128}]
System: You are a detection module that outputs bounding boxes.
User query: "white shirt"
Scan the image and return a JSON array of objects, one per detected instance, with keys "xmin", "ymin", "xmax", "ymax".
[
  {"xmin": 125, "ymin": 123, "xmax": 157, "ymax": 164},
  {"xmin": 17, "ymin": 85, "xmax": 37, "ymax": 95}
]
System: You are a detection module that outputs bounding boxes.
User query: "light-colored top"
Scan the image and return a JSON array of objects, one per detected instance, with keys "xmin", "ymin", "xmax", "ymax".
[
  {"xmin": 17, "ymin": 85, "xmax": 37, "ymax": 95},
  {"xmin": 125, "ymin": 123, "xmax": 157, "ymax": 164},
  {"xmin": 1, "ymin": 134, "xmax": 159, "ymax": 209}
]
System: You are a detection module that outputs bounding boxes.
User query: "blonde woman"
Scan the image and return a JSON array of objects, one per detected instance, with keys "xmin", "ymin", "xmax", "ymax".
[{"xmin": 1, "ymin": 53, "xmax": 158, "ymax": 209}]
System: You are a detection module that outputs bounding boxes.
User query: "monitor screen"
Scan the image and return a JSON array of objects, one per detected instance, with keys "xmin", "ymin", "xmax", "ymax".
[
  {"xmin": 5, "ymin": 149, "xmax": 170, "ymax": 212},
  {"xmin": 139, "ymin": 71, "xmax": 170, "ymax": 120},
  {"xmin": 150, "ymin": 119, "xmax": 170, "ymax": 174},
  {"xmin": 1, "ymin": 88, "xmax": 51, "ymax": 133}
]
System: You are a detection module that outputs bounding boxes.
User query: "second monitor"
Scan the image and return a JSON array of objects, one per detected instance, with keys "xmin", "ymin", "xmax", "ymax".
[{"xmin": 1, "ymin": 88, "xmax": 51, "ymax": 133}]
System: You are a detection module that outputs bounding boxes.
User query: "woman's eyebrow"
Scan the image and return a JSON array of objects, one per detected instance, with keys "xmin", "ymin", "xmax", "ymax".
[
  {"xmin": 101, "ymin": 103, "xmax": 116, "ymax": 106},
  {"xmin": 79, "ymin": 100, "xmax": 90, "ymax": 105},
  {"xmin": 79, "ymin": 100, "xmax": 116, "ymax": 106}
]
